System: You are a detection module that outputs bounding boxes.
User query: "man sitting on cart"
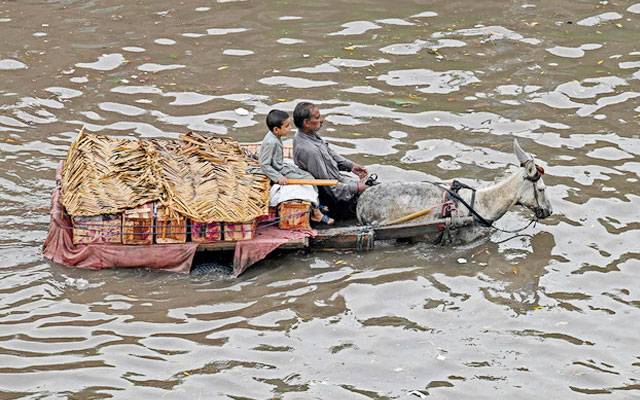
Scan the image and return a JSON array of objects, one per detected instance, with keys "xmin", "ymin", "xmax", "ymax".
[{"xmin": 292, "ymin": 102, "xmax": 371, "ymax": 220}]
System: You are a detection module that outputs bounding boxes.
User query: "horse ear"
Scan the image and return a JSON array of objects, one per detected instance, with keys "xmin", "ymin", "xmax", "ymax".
[{"xmin": 513, "ymin": 139, "xmax": 531, "ymax": 165}]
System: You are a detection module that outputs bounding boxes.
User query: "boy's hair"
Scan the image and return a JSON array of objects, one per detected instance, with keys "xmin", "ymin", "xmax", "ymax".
[
  {"xmin": 293, "ymin": 102, "xmax": 314, "ymax": 129},
  {"xmin": 266, "ymin": 109, "xmax": 290, "ymax": 131}
]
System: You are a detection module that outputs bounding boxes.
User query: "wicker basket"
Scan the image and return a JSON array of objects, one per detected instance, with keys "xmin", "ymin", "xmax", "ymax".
[
  {"xmin": 278, "ymin": 201, "xmax": 311, "ymax": 230},
  {"xmin": 155, "ymin": 205, "xmax": 187, "ymax": 244},
  {"xmin": 122, "ymin": 203, "xmax": 154, "ymax": 245},
  {"xmin": 224, "ymin": 221, "xmax": 256, "ymax": 241},
  {"xmin": 191, "ymin": 221, "xmax": 222, "ymax": 243},
  {"xmin": 72, "ymin": 214, "xmax": 122, "ymax": 245}
]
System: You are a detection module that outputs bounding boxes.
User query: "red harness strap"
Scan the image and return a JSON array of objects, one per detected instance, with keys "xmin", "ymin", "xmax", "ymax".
[{"xmin": 437, "ymin": 190, "xmax": 457, "ymax": 232}]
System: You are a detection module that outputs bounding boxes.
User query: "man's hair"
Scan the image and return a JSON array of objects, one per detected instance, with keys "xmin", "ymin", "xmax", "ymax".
[
  {"xmin": 293, "ymin": 102, "xmax": 315, "ymax": 129},
  {"xmin": 266, "ymin": 109, "xmax": 290, "ymax": 131}
]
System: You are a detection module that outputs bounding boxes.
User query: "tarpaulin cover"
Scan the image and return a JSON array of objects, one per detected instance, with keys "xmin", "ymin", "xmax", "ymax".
[{"xmin": 232, "ymin": 225, "xmax": 315, "ymax": 277}]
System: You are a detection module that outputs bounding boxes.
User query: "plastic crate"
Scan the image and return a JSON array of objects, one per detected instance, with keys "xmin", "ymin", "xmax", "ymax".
[
  {"xmin": 155, "ymin": 205, "xmax": 187, "ymax": 244},
  {"xmin": 191, "ymin": 221, "xmax": 222, "ymax": 243},
  {"xmin": 72, "ymin": 214, "xmax": 122, "ymax": 245},
  {"xmin": 122, "ymin": 203, "xmax": 154, "ymax": 245},
  {"xmin": 224, "ymin": 221, "xmax": 256, "ymax": 241},
  {"xmin": 278, "ymin": 201, "xmax": 311, "ymax": 230}
]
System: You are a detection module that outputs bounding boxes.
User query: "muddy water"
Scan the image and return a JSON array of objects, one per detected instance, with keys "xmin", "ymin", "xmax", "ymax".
[{"xmin": 1, "ymin": 0, "xmax": 639, "ymax": 398}]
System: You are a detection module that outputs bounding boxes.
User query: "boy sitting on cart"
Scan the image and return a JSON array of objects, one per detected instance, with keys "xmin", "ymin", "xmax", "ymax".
[{"xmin": 259, "ymin": 109, "xmax": 334, "ymax": 225}]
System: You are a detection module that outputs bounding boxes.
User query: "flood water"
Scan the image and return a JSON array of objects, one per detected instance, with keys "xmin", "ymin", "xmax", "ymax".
[{"xmin": 1, "ymin": 0, "xmax": 639, "ymax": 398}]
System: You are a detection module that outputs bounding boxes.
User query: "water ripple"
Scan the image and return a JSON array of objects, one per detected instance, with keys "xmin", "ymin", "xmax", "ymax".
[{"xmin": 0, "ymin": 1, "xmax": 639, "ymax": 397}]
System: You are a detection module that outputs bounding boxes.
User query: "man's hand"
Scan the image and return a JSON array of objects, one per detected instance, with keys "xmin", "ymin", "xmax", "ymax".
[
  {"xmin": 351, "ymin": 164, "xmax": 368, "ymax": 179},
  {"xmin": 356, "ymin": 181, "xmax": 368, "ymax": 193},
  {"xmin": 277, "ymin": 177, "xmax": 289, "ymax": 185}
]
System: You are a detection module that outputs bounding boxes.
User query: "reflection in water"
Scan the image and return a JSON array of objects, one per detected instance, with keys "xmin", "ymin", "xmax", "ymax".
[
  {"xmin": 276, "ymin": 37, "xmax": 305, "ymax": 45},
  {"xmin": 0, "ymin": 0, "xmax": 639, "ymax": 397},
  {"xmin": 328, "ymin": 21, "xmax": 381, "ymax": 36},
  {"xmin": 378, "ymin": 68, "xmax": 480, "ymax": 94},
  {"xmin": 576, "ymin": 12, "xmax": 623, "ymax": 27},
  {"xmin": 258, "ymin": 76, "xmax": 337, "ymax": 88},
  {"xmin": 0, "ymin": 59, "xmax": 28, "ymax": 70},
  {"xmin": 206, "ymin": 27, "xmax": 248, "ymax": 35},
  {"xmin": 546, "ymin": 44, "xmax": 602, "ymax": 59},
  {"xmin": 222, "ymin": 49, "xmax": 255, "ymax": 56},
  {"xmin": 137, "ymin": 63, "xmax": 185, "ymax": 72},
  {"xmin": 75, "ymin": 53, "xmax": 125, "ymax": 71}
]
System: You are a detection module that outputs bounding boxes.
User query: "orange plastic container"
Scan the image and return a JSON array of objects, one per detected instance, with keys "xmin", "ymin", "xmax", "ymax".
[
  {"xmin": 224, "ymin": 221, "xmax": 256, "ymax": 241},
  {"xmin": 155, "ymin": 205, "xmax": 187, "ymax": 244},
  {"xmin": 278, "ymin": 201, "xmax": 311, "ymax": 230},
  {"xmin": 122, "ymin": 203, "xmax": 154, "ymax": 245}
]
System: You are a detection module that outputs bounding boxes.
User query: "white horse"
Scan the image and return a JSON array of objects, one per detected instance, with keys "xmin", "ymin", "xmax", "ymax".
[{"xmin": 356, "ymin": 139, "xmax": 553, "ymax": 244}]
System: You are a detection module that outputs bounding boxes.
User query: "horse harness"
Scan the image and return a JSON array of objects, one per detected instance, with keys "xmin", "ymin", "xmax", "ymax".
[
  {"xmin": 435, "ymin": 180, "xmax": 492, "ymax": 230},
  {"xmin": 430, "ymin": 161, "xmax": 545, "ymax": 240}
]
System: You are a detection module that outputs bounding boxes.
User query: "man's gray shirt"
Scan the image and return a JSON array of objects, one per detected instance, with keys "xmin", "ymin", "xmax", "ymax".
[
  {"xmin": 259, "ymin": 131, "xmax": 311, "ymax": 182},
  {"xmin": 293, "ymin": 130, "xmax": 358, "ymax": 203}
]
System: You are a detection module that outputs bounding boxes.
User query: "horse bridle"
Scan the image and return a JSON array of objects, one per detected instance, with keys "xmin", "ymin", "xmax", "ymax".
[
  {"xmin": 522, "ymin": 161, "xmax": 545, "ymax": 209},
  {"xmin": 430, "ymin": 161, "xmax": 546, "ymax": 235}
]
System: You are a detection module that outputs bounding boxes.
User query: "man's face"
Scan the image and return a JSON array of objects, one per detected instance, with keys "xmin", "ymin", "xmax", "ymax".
[{"xmin": 303, "ymin": 106, "xmax": 324, "ymax": 134}]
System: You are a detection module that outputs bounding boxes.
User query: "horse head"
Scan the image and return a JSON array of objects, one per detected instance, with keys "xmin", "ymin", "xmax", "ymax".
[{"xmin": 513, "ymin": 139, "xmax": 553, "ymax": 219}]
